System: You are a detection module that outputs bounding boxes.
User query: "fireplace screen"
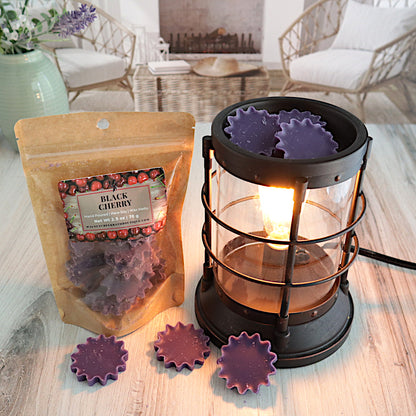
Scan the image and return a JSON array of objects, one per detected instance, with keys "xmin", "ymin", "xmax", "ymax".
[{"xmin": 168, "ymin": 29, "xmax": 257, "ymax": 54}]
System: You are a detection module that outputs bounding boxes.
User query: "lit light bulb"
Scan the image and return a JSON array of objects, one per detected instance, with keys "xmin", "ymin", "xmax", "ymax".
[{"xmin": 258, "ymin": 186, "xmax": 294, "ymax": 250}]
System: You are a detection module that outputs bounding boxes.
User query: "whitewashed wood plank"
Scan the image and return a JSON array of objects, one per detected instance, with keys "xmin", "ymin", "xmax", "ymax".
[{"xmin": 1, "ymin": 122, "xmax": 416, "ymax": 416}]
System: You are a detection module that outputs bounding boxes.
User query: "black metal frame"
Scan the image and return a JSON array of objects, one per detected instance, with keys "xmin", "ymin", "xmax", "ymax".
[{"xmin": 195, "ymin": 96, "xmax": 372, "ymax": 367}]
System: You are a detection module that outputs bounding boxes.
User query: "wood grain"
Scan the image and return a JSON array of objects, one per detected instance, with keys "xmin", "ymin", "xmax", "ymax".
[{"xmin": 0, "ymin": 122, "xmax": 415, "ymax": 416}]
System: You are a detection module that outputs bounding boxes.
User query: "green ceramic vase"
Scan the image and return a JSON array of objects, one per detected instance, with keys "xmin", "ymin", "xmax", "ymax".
[{"xmin": 0, "ymin": 50, "xmax": 69, "ymax": 151}]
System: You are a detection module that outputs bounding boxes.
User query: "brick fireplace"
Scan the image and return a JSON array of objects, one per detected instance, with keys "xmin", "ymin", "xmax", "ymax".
[{"xmin": 119, "ymin": 0, "xmax": 305, "ymax": 66}]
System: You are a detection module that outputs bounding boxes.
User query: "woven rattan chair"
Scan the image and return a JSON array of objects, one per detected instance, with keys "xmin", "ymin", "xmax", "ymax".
[
  {"xmin": 40, "ymin": 0, "xmax": 136, "ymax": 103},
  {"xmin": 279, "ymin": 0, "xmax": 416, "ymax": 121}
]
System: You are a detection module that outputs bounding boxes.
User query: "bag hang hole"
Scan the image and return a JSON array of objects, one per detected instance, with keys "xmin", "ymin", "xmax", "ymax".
[{"xmin": 97, "ymin": 118, "xmax": 110, "ymax": 129}]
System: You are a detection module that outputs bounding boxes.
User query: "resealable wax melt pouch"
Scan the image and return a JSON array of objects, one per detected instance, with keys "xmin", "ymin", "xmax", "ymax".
[{"xmin": 16, "ymin": 112, "xmax": 194, "ymax": 336}]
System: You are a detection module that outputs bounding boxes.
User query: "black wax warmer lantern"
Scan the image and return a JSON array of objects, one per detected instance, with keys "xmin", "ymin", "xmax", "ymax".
[{"xmin": 195, "ymin": 97, "xmax": 372, "ymax": 368}]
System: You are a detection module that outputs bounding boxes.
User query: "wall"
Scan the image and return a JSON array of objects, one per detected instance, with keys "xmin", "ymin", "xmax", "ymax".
[
  {"xmin": 262, "ymin": 0, "xmax": 304, "ymax": 67},
  {"xmin": 95, "ymin": 0, "xmax": 121, "ymax": 20},
  {"xmin": 119, "ymin": 0, "xmax": 160, "ymax": 33}
]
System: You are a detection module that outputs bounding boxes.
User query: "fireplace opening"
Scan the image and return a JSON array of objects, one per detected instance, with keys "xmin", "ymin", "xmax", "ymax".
[
  {"xmin": 159, "ymin": 0, "xmax": 264, "ymax": 57},
  {"xmin": 168, "ymin": 28, "xmax": 258, "ymax": 54}
]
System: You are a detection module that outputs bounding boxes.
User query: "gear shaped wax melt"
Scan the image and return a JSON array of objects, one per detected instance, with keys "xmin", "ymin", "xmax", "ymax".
[
  {"xmin": 275, "ymin": 118, "xmax": 338, "ymax": 159},
  {"xmin": 217, "ymin": 332, "xmax": 277, "ymax": 394},
  {"xmin": 70, "ymin": 334, "xmax": 128, "ymax": 386},
  {"xmin": 224, "ymin": 106, "xmax": 280, "ymax": 156},
  {"xmin": 277, "ymin": 108, "xmax": 326, "ymax": 126},
  {"xmin": 154, "ymin": 322, "xmax": 210, "ymax": 371}
]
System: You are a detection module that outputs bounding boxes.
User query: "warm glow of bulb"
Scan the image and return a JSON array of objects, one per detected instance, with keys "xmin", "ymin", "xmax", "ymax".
[{"xmin": 258, "ymin": 186, "xmax": 295, "ymax": 250}]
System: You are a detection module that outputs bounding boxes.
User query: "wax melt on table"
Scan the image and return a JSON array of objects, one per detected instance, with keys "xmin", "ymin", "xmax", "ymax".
[
  {"xmin": 225, "ymin": 106, "xmax": 280, "ymax": 156},
  {"xmin": 70, "ymin": 335, "xmax": 128, "ymax": 386},
  {"xmin": 217, "ymin": 332, "xmax": 277, "ymax": 394},
  {"xmin": 154, "ymin": 322, "xmax": 210, "ymax": 371},
  {"xmin": 275, "ymin": 118, "xmax": 338, "ymax": 159}
]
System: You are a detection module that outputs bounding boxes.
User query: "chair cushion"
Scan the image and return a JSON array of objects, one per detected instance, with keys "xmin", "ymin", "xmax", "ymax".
[
  {"xmin": 331, "ymin": 0, "xmax": 416, "ymax": 51},
  {"xmin": 56, "ymin": 49, "xmax": 127, "ymax": 88},
  {"xmin": 289, "ymin": 49, "xmax": 402, "ymax": 91}
]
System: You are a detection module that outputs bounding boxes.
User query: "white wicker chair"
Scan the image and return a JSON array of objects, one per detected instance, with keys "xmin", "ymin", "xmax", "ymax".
[
  {"xmin": 40, "ymin": 0, "xmax": 136, "ymax": 103},
  {"xmin": 279, "ymin": 0, "xmax": 416, "ymax": 121}
]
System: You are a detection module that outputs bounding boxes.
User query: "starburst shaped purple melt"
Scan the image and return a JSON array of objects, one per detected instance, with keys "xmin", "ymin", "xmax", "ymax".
[
  {"xmin": 224, "ymin": 106, "xmax": 280, "ymax": 156},
  {"xmin": 275, "ymin": 118, "xmax": 338, "ymax": 159},
  {"xmin": 66, "ymin": 237, "xmax": 165, "ymax": 316},
  {"xmin": 70, "ymin": 335, "xmax": 128, "ymax": 386},
  {"xmin": 217, "ymin": 332, "xmax": 277, "ymax": 394},
  {"xmin": 277, "ymin": 109, "xmax": 326, "ymax": 126},
  {"xmin": 154, "ymin": 322, "xmax": 210, "ymax": 371},
  {"xmin": 101, "ymin": 270, "xmax": 153, "ymax": 302}
]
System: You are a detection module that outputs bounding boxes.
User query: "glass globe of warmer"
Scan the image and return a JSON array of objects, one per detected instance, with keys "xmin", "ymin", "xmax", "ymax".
[{"xmin": 213, "ymin": 166, "xmax": 358, "ymax": 314}]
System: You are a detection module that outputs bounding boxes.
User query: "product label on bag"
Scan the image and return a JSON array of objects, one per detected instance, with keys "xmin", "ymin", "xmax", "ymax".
[{"xmin": 59, "ymin": 168, "xmax": 167, "ymax": 241}]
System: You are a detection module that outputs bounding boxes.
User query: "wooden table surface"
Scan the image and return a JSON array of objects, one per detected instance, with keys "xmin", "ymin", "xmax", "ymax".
[{"xmin": 1, "ymin": 123, "xmax": 416, "ymax": 416}]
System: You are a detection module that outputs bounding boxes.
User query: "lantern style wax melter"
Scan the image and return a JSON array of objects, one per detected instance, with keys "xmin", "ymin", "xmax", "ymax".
[{"xmin": 195, "ymin": 97, "xmax": 372, "ymax": 367}]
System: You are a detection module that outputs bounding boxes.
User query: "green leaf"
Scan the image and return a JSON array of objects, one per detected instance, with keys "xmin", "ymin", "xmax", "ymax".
[
  {"xmin": 48, "ymin": 8, "xmax": 58, "ymax": 17},
  {"xmin": 47, "ymin": 15, "xmax": 58, "ymax": 30},
  {"xmin": 5, "ymin": 9, "xmax": 17, "ymax": 20},
  {"xmin": 22, "ymin": 0, "xmax": 29, "ymax": 14}
]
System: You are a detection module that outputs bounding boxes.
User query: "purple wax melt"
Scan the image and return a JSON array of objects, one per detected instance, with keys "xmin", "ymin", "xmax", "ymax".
[
  {"xmin": 275, "ymin": 118, "xmax": 338, "ymax": 159},
  {"xmin": 217, "ymin": 332, "xmax": 277, "ymax": 394},
  {"xmin": 66, "ymin": 236, "xmax": 166, "ymax": 315},
  {"xmin": 277, "ymin": 108, "xmax": 326, "ymax": 126},
  {"xmin": 70, "ymin": 335, "xmax": 128, "ymax": 386},
  {"xmin": 101, "ymin": 269, "xmax": 153, "ymax": 302},
  {"xmin": 225, "ymin": 106, "xmax": 280, "ymax": 156},
  {"xmin": 83, "ymin": 288, "xmax": 137, "ymax": 316},
  {"xmin": 154, "ymin": 322, "xmax": 210, "ymax": 371}
]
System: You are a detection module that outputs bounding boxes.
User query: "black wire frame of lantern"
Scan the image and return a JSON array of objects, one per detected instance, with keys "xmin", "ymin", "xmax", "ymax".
[{"xmin": 195, "ymin": 96, "xmax": 373, "ymax": 368}]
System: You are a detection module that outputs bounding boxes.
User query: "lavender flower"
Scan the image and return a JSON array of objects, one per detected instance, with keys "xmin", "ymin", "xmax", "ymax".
[
  {"xmin": 0, "ymin": 1, "xmax": 97, "ymax": 54},
  {"xmin": 53, "ymin": 4, "xmax": 97, "ymax": 38}
]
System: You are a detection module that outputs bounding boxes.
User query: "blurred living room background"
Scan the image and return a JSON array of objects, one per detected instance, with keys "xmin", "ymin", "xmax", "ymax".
[{"xmin": 68, "ymin": 0, "xmax": 416, "ymax": 124}]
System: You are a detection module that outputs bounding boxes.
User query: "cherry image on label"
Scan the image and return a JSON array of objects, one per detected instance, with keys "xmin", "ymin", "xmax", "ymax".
[{"xmin": 59, "ymin": 168, "xmax": 167, "ymax": 242}]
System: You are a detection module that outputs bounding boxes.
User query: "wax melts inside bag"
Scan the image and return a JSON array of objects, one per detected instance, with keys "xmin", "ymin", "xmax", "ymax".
[{"xmin": 16, "ymin": 112, "xmax": 194, "ymax": 336}]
